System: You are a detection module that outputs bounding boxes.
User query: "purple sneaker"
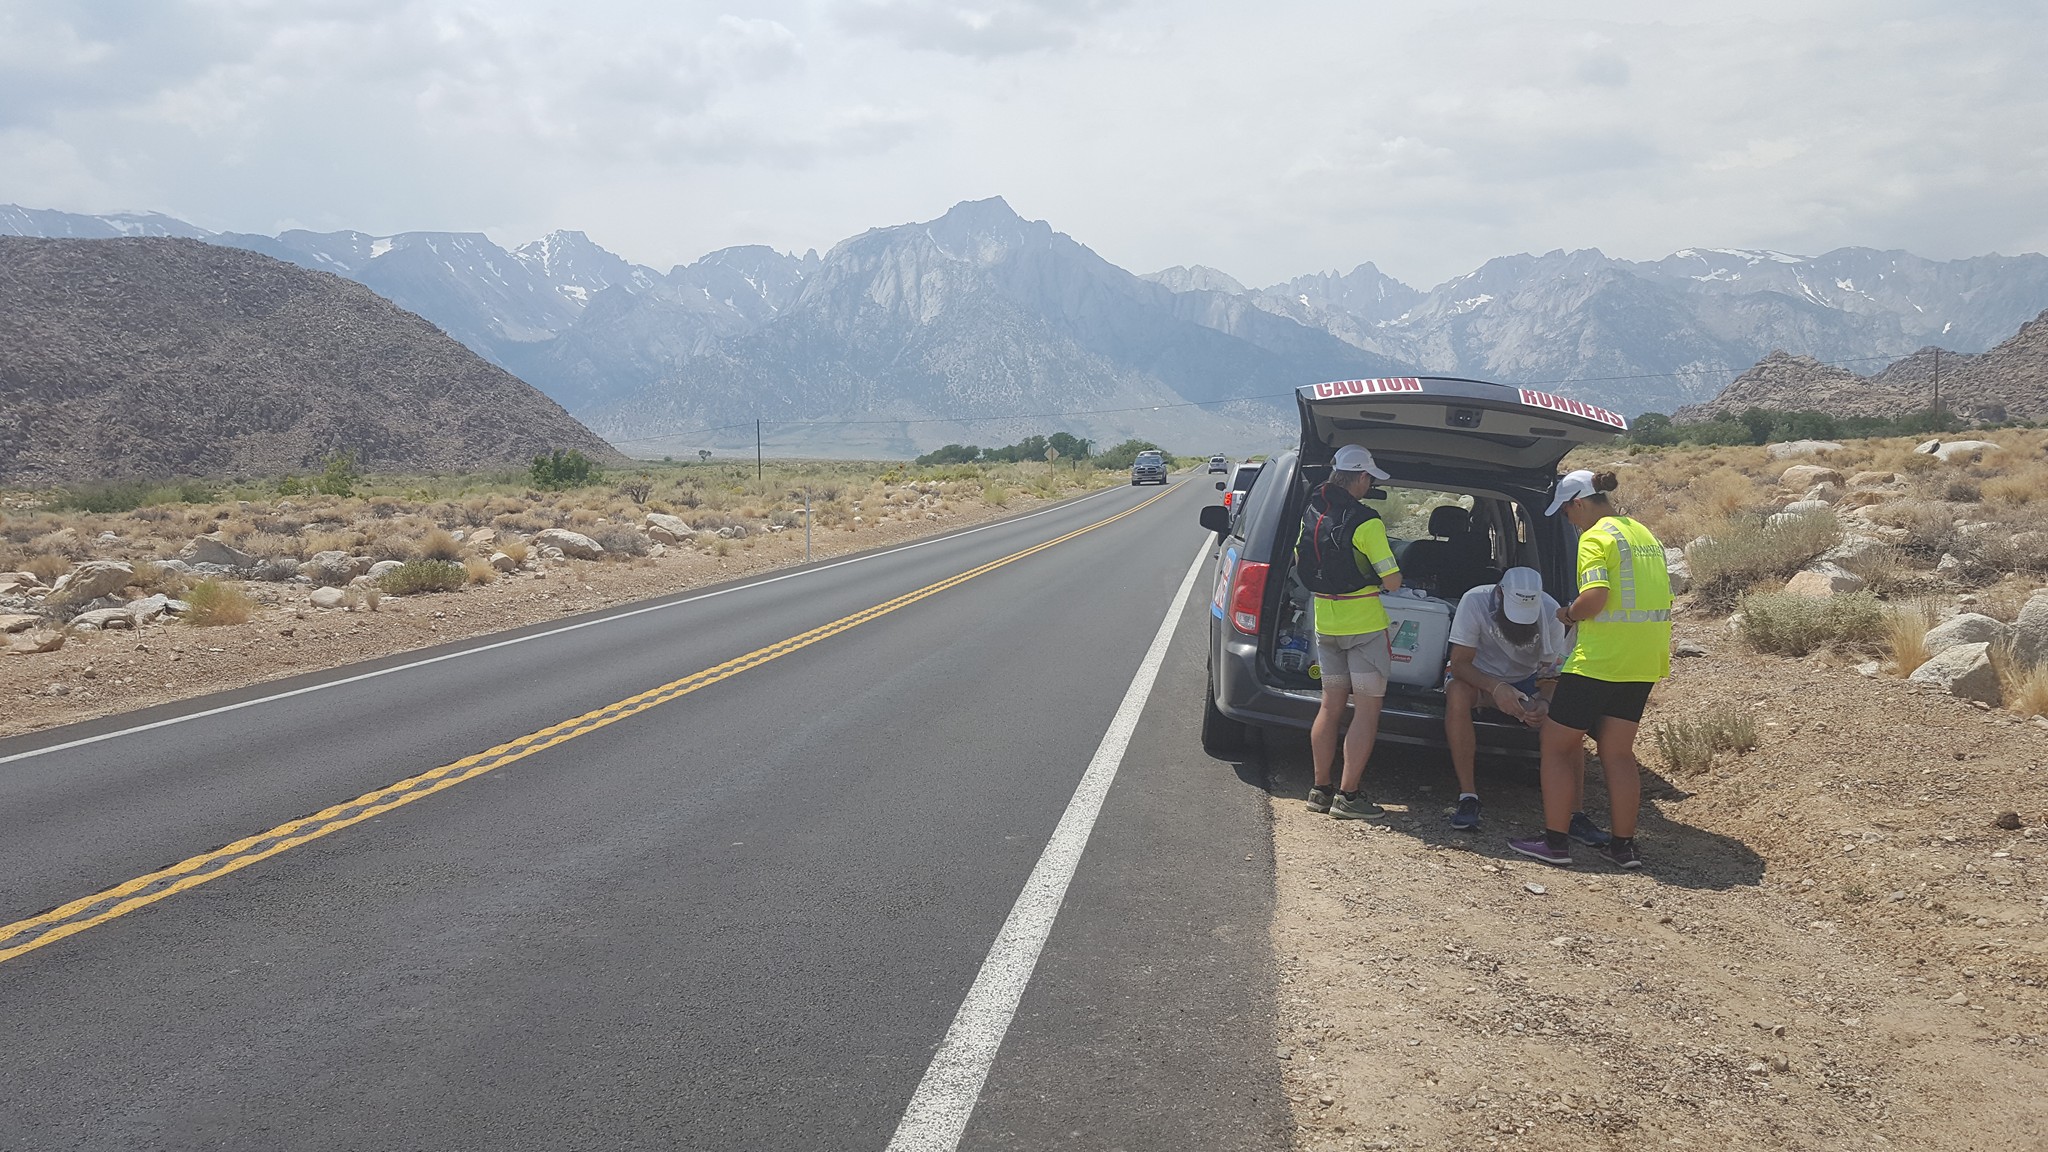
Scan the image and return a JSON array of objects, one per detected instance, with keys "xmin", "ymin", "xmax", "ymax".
[{"xmin": 1508, "ymin": 835, "xmax": 1572, "ymax": 866}]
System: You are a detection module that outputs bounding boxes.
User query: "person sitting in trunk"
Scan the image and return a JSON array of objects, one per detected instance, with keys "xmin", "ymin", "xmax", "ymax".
[{"xmin": 1441, "ymin": 566, "xmax": 1574, "ymax": 831}]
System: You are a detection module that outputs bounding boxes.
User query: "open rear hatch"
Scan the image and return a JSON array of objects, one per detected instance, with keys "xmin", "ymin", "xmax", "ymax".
[{"xmin": 1296, "ymin": 376, "xmax": 1626, "ymax": 474}]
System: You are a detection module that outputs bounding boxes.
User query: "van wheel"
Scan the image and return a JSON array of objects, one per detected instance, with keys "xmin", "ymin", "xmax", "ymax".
[{"xmin": 1201, "ymin": 678, "xmax": 1249, "ymax": 754}]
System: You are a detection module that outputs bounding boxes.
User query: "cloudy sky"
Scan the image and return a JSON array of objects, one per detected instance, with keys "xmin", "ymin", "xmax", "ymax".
[{"xmin": 4, "ymin": 0, "xmax": 2043, "ymax": 288}]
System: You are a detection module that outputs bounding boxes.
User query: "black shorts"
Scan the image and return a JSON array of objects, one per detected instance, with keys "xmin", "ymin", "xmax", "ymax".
[{"xmin": 1548, "ymin": 673, "xmax": 1655, "ymax": 732}]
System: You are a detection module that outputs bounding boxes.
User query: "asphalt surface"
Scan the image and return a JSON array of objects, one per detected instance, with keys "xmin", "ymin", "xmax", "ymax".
[{"xmin": 0, "ymin": 478, "xmax": 1290, "ymax": 1152}]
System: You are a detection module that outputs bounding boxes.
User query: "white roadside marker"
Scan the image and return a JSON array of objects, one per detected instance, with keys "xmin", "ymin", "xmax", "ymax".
[{"xmin": 885, "ymin": 537, "xmax": 1212, "ymax": 1152}]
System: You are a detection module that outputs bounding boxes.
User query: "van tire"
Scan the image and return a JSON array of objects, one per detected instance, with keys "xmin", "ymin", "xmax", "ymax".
[{"xmin": 1201, "ymin": 677, "xmax": 1249, "ymax": 754}]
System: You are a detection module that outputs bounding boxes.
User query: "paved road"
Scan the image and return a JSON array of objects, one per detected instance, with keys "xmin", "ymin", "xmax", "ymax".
[{"xmin": 0, "ymin": 479, "xmax": 1290, "ymax": 1152}]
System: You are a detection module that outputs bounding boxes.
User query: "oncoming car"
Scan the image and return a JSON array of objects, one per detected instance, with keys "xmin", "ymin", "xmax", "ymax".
[
  {"xmin": 1196, "ymin": 376, "xmax": 1627, "ymax": 758},
  {"xmin": 1131, "ymin": 450, "xmax": 1168, "ymax": 485}
]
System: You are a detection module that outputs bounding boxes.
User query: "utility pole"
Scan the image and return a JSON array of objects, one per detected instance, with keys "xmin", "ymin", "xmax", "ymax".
[
  {"xmin": 1931, "ymin": 348, "xmax": 1942, "ymax": 424},
  {"xmin": 804, "ymin": 487, "xmax": 812, "ymax": 565},
  {"xmin": 756, "ymin": 419, "xmax": 763, "ymax": 484}
]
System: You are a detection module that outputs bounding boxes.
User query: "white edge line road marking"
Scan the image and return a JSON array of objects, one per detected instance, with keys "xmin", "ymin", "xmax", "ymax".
[
  {"xmin": 0, "ymin": 484, "xmax": 1137, "ymax": 767},
  {"xmin": 884, "ymin": 536, "xmax": 1212, "ymax": 1152}
]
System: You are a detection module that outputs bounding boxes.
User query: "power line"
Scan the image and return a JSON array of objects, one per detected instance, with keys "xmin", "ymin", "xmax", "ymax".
[{"xmin": 595, "ymin": 353, "xmax": 1914, "ymax": 446}]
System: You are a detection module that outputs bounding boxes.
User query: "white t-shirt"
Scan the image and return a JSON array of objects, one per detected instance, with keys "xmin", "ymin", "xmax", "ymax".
[{"xmin": 1447, "ymin": 584, "xmax": 1573, "ymax": 683}]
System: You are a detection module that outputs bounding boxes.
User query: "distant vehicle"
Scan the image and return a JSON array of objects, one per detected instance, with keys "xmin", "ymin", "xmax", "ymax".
[
  {"xmin": 1195, "ymin": 376, "xmax": 1627, "ymax": 757},
  {"xmin": 1207, "ymin": 455, "xmax": 1230, "ymax": 473},
  {"xmin": 1130, "ymin": 450, "xmax": 1168, "ymax": 486},
  {"xmin": 1217, "ymin": 462, "xmax": 1261, "ymax": 512}
]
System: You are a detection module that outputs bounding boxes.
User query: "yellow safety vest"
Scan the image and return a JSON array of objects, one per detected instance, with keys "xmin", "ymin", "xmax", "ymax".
[{"xmin": 1562, "ymin": 515, "xmax": 1671, "ymax": 683}]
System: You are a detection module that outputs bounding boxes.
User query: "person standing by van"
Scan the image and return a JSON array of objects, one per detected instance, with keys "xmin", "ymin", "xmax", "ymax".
[
  {"xmin": 1441, "ymin": 566, "xmax": 1571, "ymax": 830},
  {"xmin": 1299, "ymin": 445, "xmax": 1403, "ymax": 820},
  {"xmin": 1510, "ymin": 470, "xmax": 1672, "ymax": 869}
]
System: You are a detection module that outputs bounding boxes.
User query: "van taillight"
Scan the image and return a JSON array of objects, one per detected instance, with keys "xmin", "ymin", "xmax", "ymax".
[{"xmin": 1230, "ymin": 561, "xmax": 1269, "ymax": 635}]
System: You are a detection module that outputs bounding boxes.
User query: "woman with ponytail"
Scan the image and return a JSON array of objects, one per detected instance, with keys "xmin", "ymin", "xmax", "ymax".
[{"xmin": 1509, "ymin": 470, "xmax": 1672, "ymax": 870}]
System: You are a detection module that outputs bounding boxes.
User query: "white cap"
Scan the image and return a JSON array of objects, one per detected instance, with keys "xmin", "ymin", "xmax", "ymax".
[
  {"xmin": 1497, "ymin": 566, "xmax": 1544, "ymax": 624},
  {"xmin": 1332, "ymin": 444, "xmax": 1389, "ymax": 479},
  {"xmin": 1545, "ymin": 469, "xmax": 1598, "ymax": 517}
]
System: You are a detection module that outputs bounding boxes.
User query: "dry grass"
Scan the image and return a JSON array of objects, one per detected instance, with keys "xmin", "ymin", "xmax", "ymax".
[
  {"xmin": 185, "ymin": 579, "xmax": 254, "ymax": 626},
  {"xmin": 419, "ymin": 528, "xmax": 464, "ymax": 562},
  {"xmin": 127, "ymin": 560, "xmax": 188, "ymax": 599},
  {"xmin": 24, "ymin": 553, "xmax": 69, "ymax": 584},
  {"xmin": 1975, "ymin": 580, "xmax": 2040, "ymax": 623},
  {"xmin": 1883, "ymin": 599, "xmax": 1941, "ymax": 675},
  {"xmin": 1997, "ymin": 652, "xmax": 2048, "ymax": 718},
  {"xmin": 499, "ymin": 539, "xmax": 529, "ymax": 566},
  {"xmin": 462, "ymin": 556, "xmax": 497, "ymax": 585},
  {"xmin": 1981, "ymin": 464, "xmax": 2048, "ymax": 506}
]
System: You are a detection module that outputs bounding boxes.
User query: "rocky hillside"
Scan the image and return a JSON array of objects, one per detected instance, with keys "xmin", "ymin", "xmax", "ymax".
[
  {"xmin": 0, "ymin": 237, "xmax": 624, "ymax": 485},
  {"xmin": 1674, "ymin": 308, "xmax": 2048, "ymax": 423}
]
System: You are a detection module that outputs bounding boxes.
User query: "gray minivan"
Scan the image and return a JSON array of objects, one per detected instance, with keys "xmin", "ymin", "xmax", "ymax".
[{"xmin": 1196, "ymin": 376, "xmax": 1627, "ymax": 756}]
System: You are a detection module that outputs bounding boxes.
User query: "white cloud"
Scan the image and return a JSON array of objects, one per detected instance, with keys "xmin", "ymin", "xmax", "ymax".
[{"xmin": 0, "ymin": 0, "xmax": 2042, "ymax": 288}]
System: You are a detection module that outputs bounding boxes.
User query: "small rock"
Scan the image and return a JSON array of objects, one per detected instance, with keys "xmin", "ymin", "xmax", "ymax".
[
  {"xmin": 1674, "ymin": 640, "xmax": 1708, "ymax": 658},
  {"xmin": 0, "ymin": 613, "xmax": 41, "ymax": 634},
  {"xmin": 309, "ymin": 587, "xmax": 348, "ymax": 610},
  {"xmin": 1785, "ymin": 563, "xmax": 1865, "ymax": 597},
  {"xmin": 71, "ymin": 607, "xmax": 134, "ymax": 630},
  {"xmin": 1996, "ymin": 811, "xmax": 2023, "ymax": 830},
  {"xmin": 367, "ymin": 560, "xmax": 405, "ymax": 578},
  {"xmin": 488, "ymin": 551, "xmax": 519, "ymax": 573},
  {"xmin": 13, "ymin": 630, "xmax": 67, "ymax": 653},
  {"xmin": 1525, "ymin": 883, "xmax": 1547, "ymax": 895},
  {"xmin": 1856, "ymin": 661, "xmax": 1881, "ymax": 678}
]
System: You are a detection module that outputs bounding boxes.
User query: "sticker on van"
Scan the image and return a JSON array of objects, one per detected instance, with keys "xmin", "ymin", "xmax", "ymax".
[
  {"xmin": 1516, "ymin": 388, "xmax": 1628, "ymax": 430},
  {"xmin": 1307, "ymin": 378, "xmax": 1423, "ymax": 400}
]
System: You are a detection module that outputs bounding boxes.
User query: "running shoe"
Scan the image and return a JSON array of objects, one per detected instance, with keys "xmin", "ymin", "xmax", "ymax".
[
  {"xmin": 1597, "ymin": 840, "xmax": 1644, "ymax": 870},
  {"xmin": 1450, "ymin": 795, "xmax": 1482, "ymax": 831},
  {"xmin": 1306, "ymin": 786, "xmax": 1334, "ymax": 814},
  {"xmin": 1508, "ymin": 835, "xmax": 1572, "ymax": 866},
  {"xmin": 1568, "ymin": 811, "xmax": 1613, "ymax": 848},
  {"xmin": 1330, "ymin": 794, "xmax": 1386, "ymax": 820}
]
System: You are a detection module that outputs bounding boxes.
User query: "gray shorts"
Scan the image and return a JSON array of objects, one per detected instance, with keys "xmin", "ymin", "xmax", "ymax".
[{"xmin": 1316, "ymin": 629, "xmax": 1390, "ymax": 698}]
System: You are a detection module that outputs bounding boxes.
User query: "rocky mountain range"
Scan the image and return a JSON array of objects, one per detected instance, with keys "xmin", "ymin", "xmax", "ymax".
[
  {"xmin": 9, "ymin": 200, "xmax": 2048, "ymax": 454},
  {"xmin": 0, "ymin": 237, "xmax": 623, "ymax": 485},
  {"xmin": 1675, "ymin": 308, "xmax": 2048, "ymax": 424}
]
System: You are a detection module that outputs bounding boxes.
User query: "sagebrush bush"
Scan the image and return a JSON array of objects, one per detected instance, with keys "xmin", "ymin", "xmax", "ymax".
[
  {"xmin": 23, "ymin": 553, "xmax": 69, "ymax": 584},
  {"xmin": 1654, "ymin": 707, "xmax": 1759, "ymax": 773},
  {"xmin": 185, "ymin": 579, "xmax": 255, "ymax": 626},
  {"xmin": 1738, "ymin": 590, "xmax": 1887, "ymax": 656},
  {"xmin": 1689, "ymin": 510, "xmax": 1841, "ymax": 610},
  {"xmin": 377, "ymin": 559, "xmax": 466, "ymax": 595}
]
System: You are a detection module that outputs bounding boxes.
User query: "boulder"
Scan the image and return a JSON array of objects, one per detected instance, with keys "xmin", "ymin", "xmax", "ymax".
[
  {"xmin": 645, "ymin": 525, "xmax": 678, "ymax": 545},
  {"xmin": 367, "ymin": 560, "xmax": 405, "ymax": 578},
  {"xmin": 48, "ymin": 560, "xmax": 135, "ymax": 609},
  {"xmin": 1802, "ymin": 482, "xmax": 1845, "ymax": 506},
  {"xmin": 127, "ymin": 594, "xmax": 189, "ymax": 623},
  {"xmin": 1909, "ymin": 641, "xmax": 2003, "ymax": 705},
  {"xmin": 1766, "ymin": 440, "xmax": 1843, "ymax": 460},
  {"xmin": 1836, "ymin": 489, "xmax": 1893, "ymax": 511},
  {"xmin": 469, "ymin": 528, "xmax": 498, "ymax": 547},
  {"xmin": 1930, "ymin": 440, "xmax": 2003, "ymax": 464},
  {"xmin": 1924, "ymin": 613, "xmax": 2011, "ymax": 658},
  {"xmin": 179, "ymin": 534, "xmax": 256, "ymax": 568},
  {"xmin": 488, "ymin": 551, "xmax": 519, "ymax": 573},
  {"xmin": 72, "ymin": 607, "xmax": 135, "ymax": 630},
  {"xmin": 649, "ymin": 542, "xmax": 668, "ymax": 558},
  {"xmin": 0, "ymin": 613, "xmax": 42, "ymax": 633},
  {"xmin": 1767, "ymin": 502, "xmax": 1835, "ymax": 528},
  {"xmin": 152, "ymin": 558, "xmax": 194, "ymax": 573},
  {"xmin": 11, "ymin": 630, "xmax": 67, "ymax": 654},
  {"xmin": 299, "ymin": 550, "xmax": 369, "ymax": 586},
  {"xmin": 2012, "ymin": 591, "xmax": 2048, "ymax": 669},
  {"xmin": 1663, "ymin": 548, "xmax": 1692, "ymax": 595},
  {"xmin": 534, "ymin": 528, "xmax": 604, "ymax": 560},
  {"xmin": 1820, "ymin": 535, "xmax": 1888, "ymax": 566},
  {"xmin": 1785, "ymin": 563, "xmax": 1866, "ymax": 597},
  {"xmin": 1847, "ymin": 470, "xmax": 1900, "ymax": 491},
  {"xmin": 1780, "ymin": 464, "xmax": 1845, "ymax": 490},
  {"xmin": 0, "ymin": 578, "xmax": 30, "ymax": 597},
  {"xmin": 645, "ymin": 513, "xmax": 696, "ymax": 540},
  {"xmin": 310, "ymin": 586, "xmax": 349, "ymax": 610}
]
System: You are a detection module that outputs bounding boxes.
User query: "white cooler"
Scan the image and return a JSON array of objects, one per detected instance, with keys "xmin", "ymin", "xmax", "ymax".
[{"xmin": 1381, "ymin": 592, "xmax": 1455, "ymax": 687}]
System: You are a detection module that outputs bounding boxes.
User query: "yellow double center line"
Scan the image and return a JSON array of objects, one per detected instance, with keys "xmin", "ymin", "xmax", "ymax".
[{"xmin": 0, "ymin": 483, "xmax": 1179, "ymax": 967}]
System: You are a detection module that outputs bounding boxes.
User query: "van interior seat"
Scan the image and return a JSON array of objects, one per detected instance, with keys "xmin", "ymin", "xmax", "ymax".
[{"xmin": 1400, "ymin": 505, "xmax": 1500, "ymax": 601}]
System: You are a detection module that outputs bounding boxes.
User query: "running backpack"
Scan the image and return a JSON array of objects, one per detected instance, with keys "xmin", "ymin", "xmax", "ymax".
[{"xmin": 1295, "ymin": 484, "xmax": 1381, "ymax": 595}]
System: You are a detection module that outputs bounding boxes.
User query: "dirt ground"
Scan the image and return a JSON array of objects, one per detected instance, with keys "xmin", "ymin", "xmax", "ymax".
[
  {"xmin": 1268, "ymin": 616, "xmax": 2048, "ymax": 1151},
  {"xmin": 0, "ymin": 491, "xmax": 1073, "ymax": 740}
]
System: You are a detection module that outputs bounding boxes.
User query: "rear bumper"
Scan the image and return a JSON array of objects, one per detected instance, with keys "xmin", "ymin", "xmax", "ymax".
[{"xmin": 1209, "ymin": 624, "xmax": 1540, "ymax": 759}]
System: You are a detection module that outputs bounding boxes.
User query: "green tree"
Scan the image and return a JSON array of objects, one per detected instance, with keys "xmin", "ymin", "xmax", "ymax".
[
  {"xmin": 315, "ymin": 450, "xmax": 360, "ymax": 497},
  {"xmin": 530, "ymin": 448, "xmax": 600, "ymax": 491},
  {"xmin": 1095, "ymin": 438, "xmax": 1166, "ymax": 470},
  {"xmin": 915, "ymin": 443, "xmax": 982, "ymax": 466}
]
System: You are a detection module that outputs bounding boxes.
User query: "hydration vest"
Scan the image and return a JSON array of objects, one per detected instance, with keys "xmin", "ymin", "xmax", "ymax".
[{"xmin": 1295, "ymin": 484, "xmax": 1382, "ymax": 596}]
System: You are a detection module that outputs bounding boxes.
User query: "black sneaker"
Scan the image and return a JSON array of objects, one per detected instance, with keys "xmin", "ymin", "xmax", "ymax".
[
  {"xmin": 1449, "ymin": 795, "xmax": 1482, "ymax": 831},
  {"xmin": 1568, "ymin": 811, "xmax": 1613, "ymax": 848},
  {"xmin": 1306, "ymin": 786, "xmax": 1334, "ymax": 814},
  {"xmin": 1598, "ymin": 840, "xmax": 1644, "ymax": 870},
  {"xmin": 1330, "ymin": 794, "xmax": 1386, "ymax": 820}
]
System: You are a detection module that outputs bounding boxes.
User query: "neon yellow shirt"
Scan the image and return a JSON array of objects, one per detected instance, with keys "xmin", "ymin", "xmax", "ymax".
[
  {"xmin": 1562, "ymin": 515, "xmax": 1672, "ymax": 683},
  {"xmin": 1311, "ymin": 517, "xmax": 1400, "ymax": 636}
]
